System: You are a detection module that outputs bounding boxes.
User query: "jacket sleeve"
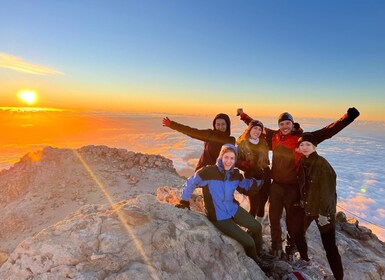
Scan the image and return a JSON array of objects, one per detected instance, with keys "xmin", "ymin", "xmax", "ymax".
[
  {"xmin": 311, "ymin": 111, "xmax": 357, "ymax": 145},
  {"xmin": 239, "ymin": 112, "xmax": 253, "ymax": 126},
  {"xmin": 237, "ymin": 176, "xmax": 262, "ymax": 195},
  {"xmin": 318, "ymin": 161, "xmax": 336, "ymax": 216},
  {"xmin": 181, "ymin": 172, "xmax": 206, "ymax": 201},
  {"xmin": 239, "ymin": 112, "xmax": 274, "ymax": 147},
  {"xmin": 169, "ymin": 120, "xmax": 235, "ymax": 144}
]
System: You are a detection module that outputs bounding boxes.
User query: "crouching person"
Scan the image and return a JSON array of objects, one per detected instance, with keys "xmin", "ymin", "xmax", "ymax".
[{"xmin": 175, "ymin": 144, "xmax": 274, "ymax": 272}]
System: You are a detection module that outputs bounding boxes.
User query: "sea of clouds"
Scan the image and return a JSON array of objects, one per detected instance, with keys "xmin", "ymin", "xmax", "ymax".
[{"xmin": 1, "ymin": 110, "xmax": 384, "ymax": 240}]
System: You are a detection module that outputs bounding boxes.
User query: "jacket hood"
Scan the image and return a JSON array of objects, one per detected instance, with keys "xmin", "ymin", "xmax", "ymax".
[
  {"xmin": 216, "ymin": 144, "xmax": 237, "ymax": 172},
  {"xmin": 213, "ymin": 113, "xmax": 231, "ymax": 135}
]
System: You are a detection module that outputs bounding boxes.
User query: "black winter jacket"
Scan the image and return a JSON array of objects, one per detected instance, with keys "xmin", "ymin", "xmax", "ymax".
[{"xmin": 298, "ymin": 152, "xmax": 337, "ymax": 217}]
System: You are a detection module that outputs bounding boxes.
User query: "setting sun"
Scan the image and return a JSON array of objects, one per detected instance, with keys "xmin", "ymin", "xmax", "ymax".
[{"xmin": 18, "ymin": 90, "xmax": 38, "ymax": 105}]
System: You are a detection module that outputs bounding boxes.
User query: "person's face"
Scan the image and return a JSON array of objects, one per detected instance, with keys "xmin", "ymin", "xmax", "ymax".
[
  {"xmin": 278, "ymin": 120, "xmax": 294, "ymax": 135},
  {"xmin": 249, "ymin": 126, "xmax": 262, "ymax": 140},
  {"xmin": 222, "ymin": 151, "xmax": 236, "ymax": 171},
  {"xmin": 215, "ymin": 119, "xmax": 227, "ymax": 132},
  {"xmin": 299, "ymin": 141, "xmax": 316, "ymax": 157}
]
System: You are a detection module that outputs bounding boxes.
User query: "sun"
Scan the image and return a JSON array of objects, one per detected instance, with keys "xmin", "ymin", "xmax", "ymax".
[{"xmin": 18, "ymin": 90, "xmax": 38, "ymax": 105}]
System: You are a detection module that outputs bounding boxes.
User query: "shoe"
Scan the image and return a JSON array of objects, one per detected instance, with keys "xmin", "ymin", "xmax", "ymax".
[
  {"xmin": 256, "ymin": 259, "xmax": 275, "ymax": 273},
  {"xmin": 294, "ymin": 258, "xmax": 312, "ymax": 268}
]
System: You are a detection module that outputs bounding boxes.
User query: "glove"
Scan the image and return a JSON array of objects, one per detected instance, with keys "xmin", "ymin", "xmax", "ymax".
[
  {"xmin": 175, "ymin": 200, "xmax": 190, "ymax": 210},
  {"xmin": 236, "ymin": 108, "xmax": 244, "ymax": 116},
  {"xmin": 347, "ymin": 107, "xmax": 360, "ymax": 120},
  {"xmin": 244, "ymin": 168, "xmax": 264, "ymax": 179},
  {"xmin": 244, "ymin": 168, "xmax": 256, "ymax": 179},
  {"xmin": 248, "ymin": 179, "xmax": 264, "ymax": 195},
  {"xmin": 318, "ymin": 214, "xmax": 330, "ymax": 226}
]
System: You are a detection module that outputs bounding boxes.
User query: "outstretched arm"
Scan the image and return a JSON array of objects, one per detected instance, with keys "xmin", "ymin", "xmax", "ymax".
[
  {"xmin": 311, "ymin": 107, "xmax": 360, "ymax": 145},
  {"xmin": 162, "ymin": 117, "xmax": 235, "ymax": 144}
]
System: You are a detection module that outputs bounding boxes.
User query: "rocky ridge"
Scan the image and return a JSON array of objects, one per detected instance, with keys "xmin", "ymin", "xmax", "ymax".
[{"xmin": 0, "ymin": 146, "xmax": 384, "ymax": 279}]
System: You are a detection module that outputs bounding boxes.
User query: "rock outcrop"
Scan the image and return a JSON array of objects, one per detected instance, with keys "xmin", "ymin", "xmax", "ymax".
[
  {"xmin": 0, "ymin": 194, "xmax": 267, "ymax": 280},
  {"xmin": 0, "ymin": 145, "xmax": 185, "ymax": 256},
  {"xmin": 1, "ymin": 146, "xmax": 385, "ymax": 280}
]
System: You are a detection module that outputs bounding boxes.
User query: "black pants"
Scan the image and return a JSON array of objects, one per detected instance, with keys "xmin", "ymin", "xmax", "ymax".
[
  {"xmin": 213, "ymin": 207, "xmax": 263, "ymax": 262},
  {"xmin": 296, "ymin": 215, "xmax": 343, "ymax": 280},
  {"xmin": 249, "ymin": 167, "xmax": 271, "ymax": 218},
  {"xmin": 268, "ymin": 181, "xmax": 303, "ymax": 251}
]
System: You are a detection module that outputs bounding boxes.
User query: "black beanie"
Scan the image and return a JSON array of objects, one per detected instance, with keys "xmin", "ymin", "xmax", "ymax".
[
  {"xmin": 213, "ymin": 113, "xmax": 231, "ymax": 135},
  {"xmin": 298, "ymin": 132, "xmax": 318, "ymax": 147},
  {"xmin": 278, "ymin": 112, "xmax": 294, "ymax": 124},
  {"xmin": 248, "ymin": 119, "xmax": 264, "ymax": 130}
]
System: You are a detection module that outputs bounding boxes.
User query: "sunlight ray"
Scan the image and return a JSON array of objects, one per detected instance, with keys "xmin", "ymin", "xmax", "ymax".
[{"xmin": 73, "ymin": 150, "xmax": 160, "ymax": 280}]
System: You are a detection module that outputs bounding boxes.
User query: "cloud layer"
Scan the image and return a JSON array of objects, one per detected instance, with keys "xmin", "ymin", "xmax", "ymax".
[{"xmin": 0, "ymin": 53, "xmax": 63, "ymax": 75}]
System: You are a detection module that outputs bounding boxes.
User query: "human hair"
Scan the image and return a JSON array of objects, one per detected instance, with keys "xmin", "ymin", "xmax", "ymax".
[{"xmin": 219, "ymin": 145, "xmax": 237, "ymax": 158}]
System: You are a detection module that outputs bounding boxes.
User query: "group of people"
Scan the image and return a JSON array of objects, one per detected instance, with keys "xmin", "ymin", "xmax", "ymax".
[{"xmin": 162, "ymin": 107, "xmax": 360, "ymax": 280}]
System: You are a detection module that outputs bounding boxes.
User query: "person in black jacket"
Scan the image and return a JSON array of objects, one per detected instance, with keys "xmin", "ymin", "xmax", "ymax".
[
  {"xmin": 162, "ymin": 113, "xmax": 235, "ymax": 171},
  {"xmin": 296, "ymin": 133, "xmax": 343, "ymax": 280}
]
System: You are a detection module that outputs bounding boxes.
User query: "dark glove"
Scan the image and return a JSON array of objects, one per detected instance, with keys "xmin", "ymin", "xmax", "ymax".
[
  {"xmin": 175, "ymin": 200, "xmax": 190, "ymax": 210},
  {"xmin": 244, "ymin": 168, "xmax": 264, "ymax": 179},
  {"xmin": 347, "ymin": 107, "xmax": 360, "ymax": 120}
]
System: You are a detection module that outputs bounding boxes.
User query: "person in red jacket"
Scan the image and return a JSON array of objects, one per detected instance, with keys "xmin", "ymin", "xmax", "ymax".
[
  {"xmin": 237, "ymin": 107, "xmax": 360, "ymax": 260},
  {"xmin": 162, "ymin": 113, "xmax": 236, "ymax": 171}
]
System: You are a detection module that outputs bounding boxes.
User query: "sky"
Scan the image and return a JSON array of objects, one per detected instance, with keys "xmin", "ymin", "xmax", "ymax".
[{"xmin": 1, "ymin": 0, "xmax": 385, "ymax": 120}]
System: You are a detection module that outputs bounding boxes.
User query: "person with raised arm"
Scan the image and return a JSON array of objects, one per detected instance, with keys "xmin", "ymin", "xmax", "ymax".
[
  {"xmin": 236, "ymin": 107, "xmax": 360, "ymax": 261},
  {"xmin": 236, "ymin": 119, "xmax": 271, "ymax": 224},
  {"xmin": 162, "ymin": 113, "xmax": 235, "ymax": 171}
]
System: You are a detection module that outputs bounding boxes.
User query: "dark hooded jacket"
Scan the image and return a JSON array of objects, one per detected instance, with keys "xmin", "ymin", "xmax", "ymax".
[
  {"xmin": 298, "ymin": 151, "xmax": 337, "ymax": 216},
  {"xmin": 168, "ymin": 113, "xmax": 236, "ymax": 171}
]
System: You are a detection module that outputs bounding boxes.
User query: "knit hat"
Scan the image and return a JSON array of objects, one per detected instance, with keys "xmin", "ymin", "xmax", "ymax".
[
  {"xmin": 278, "ymin": 112, "xmax": 294, "ymax": 124},
  {"xmin": 248, "ymin": 119, "xmax": 264, "ymax": 130},
  {"xmin": 213, "ymin": 113, "xmax": 231, "ymax": 135},
  {"xmin": 298, "ymin": 132, "xmax": 318, "ymax": 147}
]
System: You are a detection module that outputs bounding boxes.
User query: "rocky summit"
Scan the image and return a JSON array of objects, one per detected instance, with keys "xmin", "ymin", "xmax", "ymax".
[{"xmin": 0, "ymin": 146, "xmax": 384, "ymax": 280}]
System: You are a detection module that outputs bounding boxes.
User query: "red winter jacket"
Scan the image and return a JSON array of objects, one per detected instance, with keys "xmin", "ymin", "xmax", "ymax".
[{"xmin": 240, "ymin": 111, "xmax": 357, "ymax": 184}]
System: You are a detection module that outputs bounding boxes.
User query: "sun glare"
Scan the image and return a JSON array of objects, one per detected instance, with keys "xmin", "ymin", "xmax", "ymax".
[{"xmin": 18, "ymin": 90, "xmax": 38, "ymax": 105}]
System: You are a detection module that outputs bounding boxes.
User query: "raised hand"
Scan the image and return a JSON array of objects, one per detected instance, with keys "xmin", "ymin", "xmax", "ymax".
[
  {"xmin": 236, "ymin": 108, "xmax": 244, "ymax": 116},
  {"xmin": 162, "ymin": 117, "xmax": 171, "ymax": 127}
]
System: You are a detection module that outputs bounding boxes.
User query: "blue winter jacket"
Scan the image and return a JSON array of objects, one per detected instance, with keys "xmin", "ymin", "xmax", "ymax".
[{"xmin": 181, "ymin": 156, "xmax": 261, "ymax": 221}]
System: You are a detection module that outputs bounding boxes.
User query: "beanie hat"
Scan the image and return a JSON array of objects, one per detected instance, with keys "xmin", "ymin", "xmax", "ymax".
[
  {"xmin": 278, "ymin": 112, "xmax": 294, "ymax": 124},
  {"xmin": 248, "ymin": 119, "xmax": 264, "ymax": 130},
  {"xmin": 213, "ymin": 113, "xmax": 231, "ymax": 135},
  {"xmin": 298, "ymin": 132, "xmax": 318, "ymax": 147}
]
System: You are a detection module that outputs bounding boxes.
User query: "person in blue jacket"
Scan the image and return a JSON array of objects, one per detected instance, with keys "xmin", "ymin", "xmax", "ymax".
[{"xmin": 175, "ymin": 144, "xmax": 274, "ymax": 272}]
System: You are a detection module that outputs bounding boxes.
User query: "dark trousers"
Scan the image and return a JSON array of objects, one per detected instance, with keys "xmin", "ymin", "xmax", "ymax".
[
  {"xmin": 213, "ymin": 207, "xmax": 262, "ymax": 262},
  {"xmin": 249, "ymin": 168, "xmax": 271, "ymax": 218},
  {"xmin": 268, "ymin": 181, "xmax": 303, "ymax": 250},
  {"xmin": 296, "ymin": 215, "xmax": 343, "ymax": 280}
]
